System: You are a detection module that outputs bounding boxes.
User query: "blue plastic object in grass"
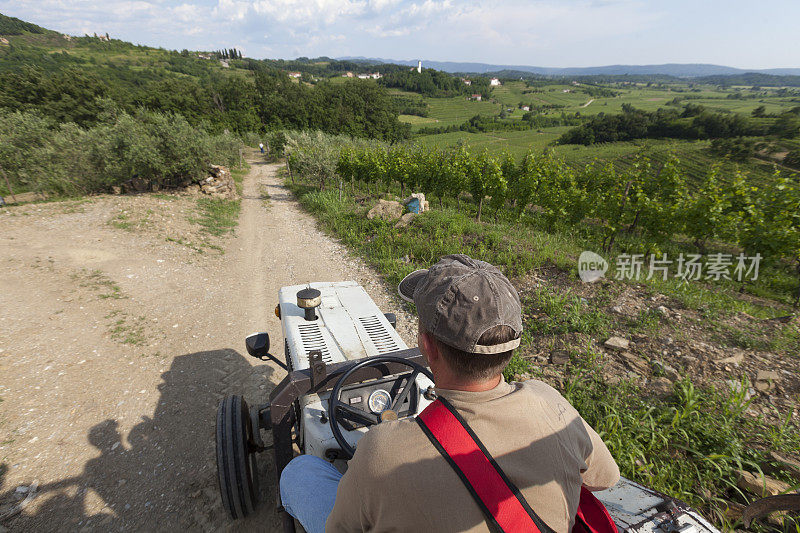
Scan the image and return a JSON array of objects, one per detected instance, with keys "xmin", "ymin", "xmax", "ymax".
[{"xmin": 406, "ymin": 197, "xmax": 421, "ymax": 213}]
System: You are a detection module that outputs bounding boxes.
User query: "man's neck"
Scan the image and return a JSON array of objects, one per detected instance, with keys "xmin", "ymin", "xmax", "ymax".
[{"xmin": 435, "ymin": 373, "xmax": 502, "ymax": 392}]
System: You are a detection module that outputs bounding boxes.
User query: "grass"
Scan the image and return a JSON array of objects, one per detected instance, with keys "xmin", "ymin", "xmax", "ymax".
[
  {"xmin": 284, "ymin": 171, "xmax": 800, "ymax": 531},
  {"xmin": 191, "ymin": 197, "xmax": 241, "ymax": 237},
  {"xmin": 559, "ymin": 354, "xmax": 800, "ymax": 530},
  {"xmin": 72, "ymin": 269, "xmax": 125, "ymax": 299},
  {"xmin": 109, "ymin": 212, "xmax": 132, "ymax": 230},
  {"xmin": 398, "ymin": 114, "xmax": 439, "ymax": 125},
  {"xmin": 107, "ymin": 312, "xmax": 146, "ymax": 346}
]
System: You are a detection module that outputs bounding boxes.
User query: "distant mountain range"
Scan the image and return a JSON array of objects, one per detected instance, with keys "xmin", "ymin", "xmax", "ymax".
[{"xmin": 339, "ymin": 57, "xmax": 800, "ymax": 78}]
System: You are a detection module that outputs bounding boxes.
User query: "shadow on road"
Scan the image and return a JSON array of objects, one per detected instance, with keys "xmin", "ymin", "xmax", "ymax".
[{"xmin": 0, "ymin": 349, "xmax": 282, "ymax": 531}]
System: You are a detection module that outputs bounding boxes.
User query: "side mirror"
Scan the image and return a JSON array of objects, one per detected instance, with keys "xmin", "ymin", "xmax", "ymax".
[
  {"xmin": 244, "ymin": 332, "xmax": 288, "ymax": 370},
  {"xmin": 246, "ymin": 332, "xmax": 270, "ymax": 358}
]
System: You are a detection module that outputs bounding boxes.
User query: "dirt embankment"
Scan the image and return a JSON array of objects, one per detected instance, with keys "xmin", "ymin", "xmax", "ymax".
[{"xmin": 0, "ymin": 158, "xmax": 416, "ymax": 531}]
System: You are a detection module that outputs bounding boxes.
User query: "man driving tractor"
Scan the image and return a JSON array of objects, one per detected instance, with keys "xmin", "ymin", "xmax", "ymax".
[{"xmin": 280, "ymin": 254, "xmax": 620, "ymax": 532}]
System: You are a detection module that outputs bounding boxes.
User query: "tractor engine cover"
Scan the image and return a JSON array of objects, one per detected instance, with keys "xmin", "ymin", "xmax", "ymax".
[{"xmin": 278, "ymin": 281, "xmax": 409, "ymax": 372}]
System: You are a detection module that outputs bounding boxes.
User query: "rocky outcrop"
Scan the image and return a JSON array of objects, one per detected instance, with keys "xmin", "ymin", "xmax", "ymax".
[{"xmin": 199, "ymin": 165, "xmax": 237, "ymax": 199}]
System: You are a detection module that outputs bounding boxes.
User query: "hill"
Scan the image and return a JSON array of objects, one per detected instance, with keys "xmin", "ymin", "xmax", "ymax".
[
  {"xmin": 0, "ymin": 12, "xmax": 54, "ymax": 35},
  {"xmin": 340, "ymin": 57, "xmax": 800, "ymax": 78}
]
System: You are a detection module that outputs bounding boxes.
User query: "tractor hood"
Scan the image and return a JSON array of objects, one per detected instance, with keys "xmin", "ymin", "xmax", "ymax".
[{"xmin": 278, "ymin": 281, "xmax": 408, "ymax": 372}]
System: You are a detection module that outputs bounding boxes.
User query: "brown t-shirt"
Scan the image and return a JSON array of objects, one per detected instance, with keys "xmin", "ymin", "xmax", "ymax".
[{"xmin": 326, "ymin": 378, "xmax": 619, "ymax": 533}]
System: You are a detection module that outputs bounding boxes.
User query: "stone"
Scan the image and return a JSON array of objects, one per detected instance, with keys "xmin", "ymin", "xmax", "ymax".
[
  {"xmin": 754, "ymin": 380, "xmax": 774, "ymax": 393},
  {"xmin": 652, "ymin": 361, "xmax": 680, "ymax": 381},
  {"xmin": 650, "ymin": 377, "xmax": 673, "ymax": 397},
  {"xmin": 756, "ymin": 370, "xmax": 780, "ymax": 382},
  {"xmin": 366, "ymin": 199, "xmax": 403, "ymax": 221},
  {"xmin": 655, "ymin": 305, "xmax": 669, "ymax": 316},
  {"xmin": 755, "ymin": 370, "xmax": 780, "ymax": 393},
  {"xmin": 394, "ymin": 212, "xmax": 417, "ymax": 228},
  {"xmin": 769, "ymin": 451, "xmax": 800, "ymax": 481},
  {"xmin": 604, "ymin": 336, "xmax": 629, "ymax": 351},
  {"xmin": 736, "ymin": 470, "xmax": 791, "ymax": 497},
  {"xmin": 549, "ymin": 350, "xmax": 570, "ymax": 365},
  {"xmin": 715, "ymin": 352, "xmax": 744, "ymax": 365},
  {"xmin": 610, "ymin": 306, "xmax": 624, "ymax": 315},
  {"xmin": 111, "ymin": 186, "xmax": 122, "ymax": 195},
  {"xmin": 680, "ymin": 355, "xmax": 698, "ymax": 366},
  {"xmin": 622, "ymin": 353, "xmax": 649, "ymax": 373}
]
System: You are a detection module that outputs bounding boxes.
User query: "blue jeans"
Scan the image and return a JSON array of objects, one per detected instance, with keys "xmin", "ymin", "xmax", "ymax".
[{"xmin": 280, "ymin": 455, "xmax": 343, "ymax": 533}]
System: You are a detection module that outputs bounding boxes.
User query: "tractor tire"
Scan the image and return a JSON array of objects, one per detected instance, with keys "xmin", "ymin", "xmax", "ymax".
[{"xmin": 216, "ymin": 395, "xmax": 260, "ymax": 519}]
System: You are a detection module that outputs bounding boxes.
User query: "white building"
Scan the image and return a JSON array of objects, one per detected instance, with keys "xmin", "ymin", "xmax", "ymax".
[
  {"xmin": 417, "ymin": 60, "xmax": 422, "ymax": 73},
  {"xmin": 490, "ymin": 78, "xmax": 501, "ymax": 86},
  {"xmin": 288, "ymin": 72, "xmax": 302, "ymax": 78}
]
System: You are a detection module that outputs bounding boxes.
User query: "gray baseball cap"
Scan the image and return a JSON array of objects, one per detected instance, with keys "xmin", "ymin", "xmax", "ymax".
[{"xmin": 398, "ymin": 255, "xmax": 522, "ymax": 355}]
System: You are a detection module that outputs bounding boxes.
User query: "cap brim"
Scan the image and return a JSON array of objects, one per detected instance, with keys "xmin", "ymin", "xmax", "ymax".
[{"xmin": 398, "ymin": 269, "xmax": 428, "ymax": 303}]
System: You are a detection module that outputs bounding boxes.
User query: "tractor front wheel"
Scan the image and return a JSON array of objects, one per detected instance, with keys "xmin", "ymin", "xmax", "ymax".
[{"xmin": 216, "ymin": 395, "xmax": 260, "ymax": 519}]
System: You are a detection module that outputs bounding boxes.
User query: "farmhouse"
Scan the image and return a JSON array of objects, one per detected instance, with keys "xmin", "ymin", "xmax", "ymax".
[
  {"xmin": 357, "ymin": 74, "xmax": 370, "ymax": 79},
  {"xmin": 490, "ymin": 78, "xmax": 501, "ymax": 86},
  {"xmin": 469, "ymin": 94, "xmax": 482, "ymax": 101},
  {"xmin": 342, "ymin": 71, "xmax": 354, "ymax": 78},
  {"xmin": 288, "ymin": 72, "xmax": 302, "ymax": 78},
  {"xmin": 462, "ymin": 79, "xmax": 472, "ymax": 86},
  {"xmin": 520, "ymin": 105, "xmax": 530, "ymax": 111}
]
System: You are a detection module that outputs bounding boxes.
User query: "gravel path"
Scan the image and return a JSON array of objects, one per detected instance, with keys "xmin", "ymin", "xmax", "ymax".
[{"xmin": 0, "ymin": 158, "xmax": 417, "ymax": 531}]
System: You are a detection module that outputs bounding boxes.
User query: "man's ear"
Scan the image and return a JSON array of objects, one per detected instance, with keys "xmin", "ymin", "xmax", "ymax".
[{"xmin": 419, "ymin": 331, "xmax": 440, "ymax": 363}]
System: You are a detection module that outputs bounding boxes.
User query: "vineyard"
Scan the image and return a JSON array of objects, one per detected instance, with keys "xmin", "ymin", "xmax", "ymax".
[{"xmin": 285, "ymin": 133, "xmax": 800, "ymax": 306}]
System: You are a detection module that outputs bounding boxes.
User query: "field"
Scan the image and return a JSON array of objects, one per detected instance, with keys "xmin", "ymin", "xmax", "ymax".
[
  {"xmin": 415, "ymin": 127, "xmax": 570, "ymax": 157},
  {"xmin": 407, "ymin": 79, "xmax": 800, "ymax": 185},
  {"xmin": 489, "ymin": 81, "xmax": 800, "ymax": 117}
]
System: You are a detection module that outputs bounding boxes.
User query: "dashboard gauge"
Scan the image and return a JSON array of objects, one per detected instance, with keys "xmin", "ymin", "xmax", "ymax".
[{"xmin": 368, "ymin": 389, "xmax": 392, "ymax": 414}]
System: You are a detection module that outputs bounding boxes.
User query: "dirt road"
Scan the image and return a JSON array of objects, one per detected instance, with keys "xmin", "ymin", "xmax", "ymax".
[{"xmin": 0, "ymin": 158, "xmax": 417, "ymax": 531}]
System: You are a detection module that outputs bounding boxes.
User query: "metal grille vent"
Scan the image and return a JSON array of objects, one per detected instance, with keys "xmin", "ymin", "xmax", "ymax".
[
  {"xmin": 298, "ymin": 323, "xmax": 332, "ymax": 362},
  {"xmin": 359, "ymin": 316, "xmax": 399, "ymax": 354}
]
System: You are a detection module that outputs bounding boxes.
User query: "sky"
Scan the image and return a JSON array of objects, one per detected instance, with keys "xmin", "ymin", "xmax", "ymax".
[{"xmin": 2, "ymin": 0, "xmax": 799, "ymax": 69}]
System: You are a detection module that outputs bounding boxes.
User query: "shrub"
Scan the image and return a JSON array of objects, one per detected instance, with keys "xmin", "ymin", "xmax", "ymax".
[{"xmin": 0, "ymin": 106, "xmax": 244, "ymax": 196}]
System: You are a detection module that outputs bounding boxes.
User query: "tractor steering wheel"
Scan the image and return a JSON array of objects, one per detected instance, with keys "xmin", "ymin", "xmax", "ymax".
[{"xmin": 328, "ymin": 355, "xmax": 434, "ymax": 459}]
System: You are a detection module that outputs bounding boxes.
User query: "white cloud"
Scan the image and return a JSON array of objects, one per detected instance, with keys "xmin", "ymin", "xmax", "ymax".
[
  {"xmin": 4, "ymin": 0, "xmax": 796, "ymax": 67},
  {"xmin": 213, "ymin": 0, "xmax": 251, "ymax": 21}
]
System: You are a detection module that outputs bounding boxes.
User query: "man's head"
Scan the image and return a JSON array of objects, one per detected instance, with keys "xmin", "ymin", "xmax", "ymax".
[{"xmin": 398, "ymin": 255, "xmax": 522, "ymax": 384}]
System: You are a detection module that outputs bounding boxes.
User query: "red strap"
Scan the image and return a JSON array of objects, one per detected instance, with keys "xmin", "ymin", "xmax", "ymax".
[
  {"xmin": 417, "ymin": 398, "xmax": 547, "ymax": 533},
  {"xmin": 573, "ymin": 486, "xmax": 617, "ymax": 533}
]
